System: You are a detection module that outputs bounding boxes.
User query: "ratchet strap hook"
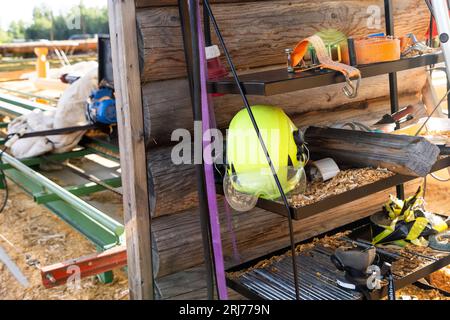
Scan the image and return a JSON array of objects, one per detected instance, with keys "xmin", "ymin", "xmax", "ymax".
[{"xmin": 343, "ymin": 73, "xmax": 361, "ymax": 99}]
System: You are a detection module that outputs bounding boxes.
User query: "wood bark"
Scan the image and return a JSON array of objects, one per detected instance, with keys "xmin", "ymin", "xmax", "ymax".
[{"xmin": 304, "ymin": 126, "xmax": 440, "ymax": 177}]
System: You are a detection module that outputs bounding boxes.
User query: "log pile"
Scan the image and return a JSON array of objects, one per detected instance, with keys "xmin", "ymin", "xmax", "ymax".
[{"xmin": 136, "ymin": 0, "xmax": 434, "ymax": 297}]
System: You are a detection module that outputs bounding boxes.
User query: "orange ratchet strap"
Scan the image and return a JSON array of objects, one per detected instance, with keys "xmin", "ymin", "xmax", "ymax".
[
  {"xmin": 342, "ymin": 36, "xmax": 401, "ymax": 65},
  {"xmin": 291, "ymin": 35, "xmax": 361, "ymax": 98}
]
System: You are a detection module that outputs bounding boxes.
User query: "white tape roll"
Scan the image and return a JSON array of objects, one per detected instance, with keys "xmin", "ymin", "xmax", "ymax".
[{"xmin": 310, "ymin": 158, "xmax": 340, "ymax": 181}]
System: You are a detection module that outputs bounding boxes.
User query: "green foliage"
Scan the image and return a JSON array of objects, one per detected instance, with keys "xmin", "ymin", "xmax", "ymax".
[
  {"xmin": 0, "ymin": 3, "xmax": 108, "ymax": 43},
  {"xmin": 8, "ymin": 21, "xmax": 26, "ymax": 40},
  {"xmin": 0, "ymin": 29, "xmax": 11, "ymax": 43}
]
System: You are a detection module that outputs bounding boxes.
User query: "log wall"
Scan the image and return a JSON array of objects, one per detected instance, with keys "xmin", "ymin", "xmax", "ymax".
[{"xmin": 137, "ymin": 0, "xmax": 434, "ymax": 288}]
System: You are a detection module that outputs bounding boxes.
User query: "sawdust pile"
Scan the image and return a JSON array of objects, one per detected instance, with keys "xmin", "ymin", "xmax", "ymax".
[
  {"xmin": 290, "ymin": 168, "xmax": 394, "ymax": 207},
  {"xmin": 0, "ymin": 183, "xmax": 128, "ymax": 300},
  {"xmin": 430, "ymin": 267, "xmax": 450, "ymax": 292},
  {"xmin": 397, "ymin": 285, "xmax": 449, "ymax": 300}
]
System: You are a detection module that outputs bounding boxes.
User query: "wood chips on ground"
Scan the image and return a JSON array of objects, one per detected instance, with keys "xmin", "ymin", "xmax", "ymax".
[{"xmin": 0, "ymin": 183, "xmax": 128, "ymax": 300}]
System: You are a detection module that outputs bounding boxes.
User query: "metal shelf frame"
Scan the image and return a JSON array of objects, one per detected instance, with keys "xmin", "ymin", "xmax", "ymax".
[
  {"xmin": 226, "ymin": 216, "xmax": 450, "ymax": 300},
  {"xmin": 180, "ymin": 0, "xmax": 450, "ymax": 300},
  {"xmin": 208, "ymin": 53, "xmax": 444, "ymax": 96}
]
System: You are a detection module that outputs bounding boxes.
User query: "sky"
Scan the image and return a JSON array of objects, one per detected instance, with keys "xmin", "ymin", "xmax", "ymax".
[{"xmin": 0, "ymin": 0, "xmax": 107, "ymax": 29}]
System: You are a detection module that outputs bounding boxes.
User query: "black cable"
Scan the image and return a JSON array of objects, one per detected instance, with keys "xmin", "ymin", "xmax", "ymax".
[
  {"xmin": 7, "ymin": 123, "xmax": 98, "ymax": 140},
  {"xmin": 203, "ymin": 0, "xmax": 301, "ymax": 300},
  {"xmin": 203, "ymin": 2, "xmax": 212, "ymax": 47}
]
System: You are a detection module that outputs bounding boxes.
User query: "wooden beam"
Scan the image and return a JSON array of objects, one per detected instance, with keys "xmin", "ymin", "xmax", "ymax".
[{"xmin": 108, "ymin": 0, "xmax": 154, "ymax": 300}]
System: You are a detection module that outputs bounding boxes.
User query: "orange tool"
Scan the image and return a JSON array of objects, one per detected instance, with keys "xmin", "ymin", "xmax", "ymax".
[
  {"xmin": 291, "ymin": 35, "xmax": 361, "ymax": 98},
  {"xmin": 341, "ymin": 36, "xmax": 401, "ymax": 65}
]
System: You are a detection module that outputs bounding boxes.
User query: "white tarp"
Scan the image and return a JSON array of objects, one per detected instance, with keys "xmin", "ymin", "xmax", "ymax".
[{"xmin": 7, "ymin": 67, "xmax": 98, "ymax": 159}]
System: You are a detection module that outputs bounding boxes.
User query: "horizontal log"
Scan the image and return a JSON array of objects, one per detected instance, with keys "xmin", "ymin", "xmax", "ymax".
[
  {"xmin": 137, "ymin": 0, "xmax": 430, "ymax": 82},
  {"xmin": 143, "ymin": 68, "xmax": 427, "ymax": 147},
  {"xmin": 147, "ymin": 146, "xmax": 196, "ymax": 217},
  {"xmin": 304, "ymin": 126, "xmax": 440, "ymax": 177},
  {"xmin": 156, "ymin": 264, "xmax": 244, "ymax": 299},
  {"xmin": 152, "ymin": 181, "xmax": 422, "ymax": 278}
]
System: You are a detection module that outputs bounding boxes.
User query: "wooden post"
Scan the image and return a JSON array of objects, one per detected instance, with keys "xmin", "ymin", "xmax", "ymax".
[{"xmin": 108, "ymin": 0, "xmax": 154, "ymax": 299}]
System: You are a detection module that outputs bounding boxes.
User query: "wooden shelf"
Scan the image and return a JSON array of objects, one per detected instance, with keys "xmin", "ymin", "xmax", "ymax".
[{"xmin": 208, "ymin": 53, "xmax": 443, "ymax": 96}]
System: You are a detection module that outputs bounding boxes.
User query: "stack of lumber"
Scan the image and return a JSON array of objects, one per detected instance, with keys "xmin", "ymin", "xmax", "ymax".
[{"xmin": 135, "ymin": 0, "xmax": 433, "ymax": 297}]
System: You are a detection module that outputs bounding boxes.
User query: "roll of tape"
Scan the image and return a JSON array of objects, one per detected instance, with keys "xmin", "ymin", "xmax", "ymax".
[{"xmin": 310, "ymin": 158, "xmax": 340, "ymax": 181}]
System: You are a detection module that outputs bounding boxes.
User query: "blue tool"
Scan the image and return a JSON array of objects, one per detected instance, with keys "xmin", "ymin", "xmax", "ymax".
[{"xmin": 87, "ymin": 87, "xmax": 117, "ymax": 125}]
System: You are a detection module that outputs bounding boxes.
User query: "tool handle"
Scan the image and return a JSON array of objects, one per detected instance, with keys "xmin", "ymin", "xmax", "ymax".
[{"xmin": 392, "ymin": 105, "xmax": 414, "ymax": 122}]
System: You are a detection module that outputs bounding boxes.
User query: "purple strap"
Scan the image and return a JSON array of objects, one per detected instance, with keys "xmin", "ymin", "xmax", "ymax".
[{"xmin": 195, "ymin": 1, "xmax": 228, "ymax": 300}]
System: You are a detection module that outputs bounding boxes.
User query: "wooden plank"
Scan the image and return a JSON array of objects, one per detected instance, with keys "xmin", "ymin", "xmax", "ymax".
[
  {"xmin": 108, "ymin": 0, "xmax": 154, "ymax": 300},
  {"xmin": 142, "ymin": 68, "xmax": 427, "ymax": 147},
  {"xmin": 151, "ymin": 181, "xmax": 423, "ymax": 278},
  {"xmin": 136, "ymin": 0, "xmax": 431, "ymax": 82},
  {"xmin": 304, "ymin": 126, "xmax": 441, "ymax": 177}
]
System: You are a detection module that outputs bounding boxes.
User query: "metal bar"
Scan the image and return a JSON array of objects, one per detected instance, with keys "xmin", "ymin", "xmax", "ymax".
[
  {"xmin": 384, "ymin": 0, "xmax": 405, "ymax": 200},
  {"xmin": 1, "ymin": 152, "xmax": 124, "ymax": 240},
  {"xmin": 0, "ymin": 148, "xmax": 94, "ymax": 171},
  {"xmin": 33, "ymin": 177, "xmax": 122, "ymax": 204},
  {"xmin": 0, "ymin": 92, "xmax": 54, "ymax": 112},
  {"xmin": 448, "ymin": 77, "xmax": 450, "ymax": 118},
  {"xmin": 0, "ymin": 87, "xmax": 58, "ymax": 104},
  {"xmin": 203, "ymin": 1, "xmax": 212, "ymax": 47},
  {"xmin": 203, "ymin": 0, "xmax": 301, "ymax": 300},
  {"xmin": 0, "ymin": 100, "xmax": 32, "ymax": 117},
  {"xmin": 0, "ymin": 245, "xmax": 29, "ymax": 287},
  {"xmin": 0, "ymin": 87, "xmax": 56, "ymax": 103},
  {"xmin": 40, "ymin": 245, "xmax": 127, "ymax": 288},
  {"xmin": 178, "ymin": 0, "xmax": 215, "ymax": 300},
  {"xmin": 44, "ymin": 157, "xmax": 123, "ymax": 196},
  {"xmin": 81, "ymin": 136, "xmax": 120, "ymax": 155}
]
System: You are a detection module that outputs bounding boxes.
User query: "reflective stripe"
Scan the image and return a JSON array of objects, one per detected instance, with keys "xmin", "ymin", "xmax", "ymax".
[
  {"xmin": 406, "ymin": 217, "xmax": 429, "ymax": 241},
  {"xmin": 372, "ymin": 218, "xmax": 398, "ymax": 245}
]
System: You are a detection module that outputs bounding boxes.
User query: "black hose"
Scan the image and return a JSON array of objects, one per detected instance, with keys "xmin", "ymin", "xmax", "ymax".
[{"xmin": 203, "ymin": 0, "xmax": 301, "ymax": 300}]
